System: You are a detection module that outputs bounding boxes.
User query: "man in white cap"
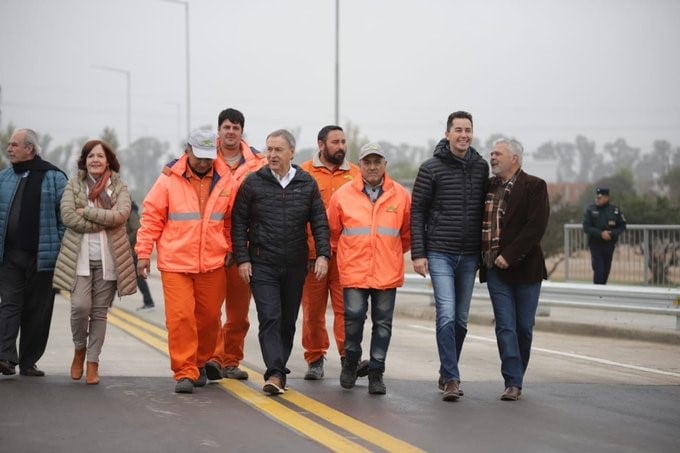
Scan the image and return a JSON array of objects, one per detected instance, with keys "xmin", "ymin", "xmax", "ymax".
[
  {"xmin": 136, "ymin": 129, "xmax": 236, "ymax": 394},
  {"xmin": 328, "ymin": 143, "xmax": 411, "ymax": 395}
]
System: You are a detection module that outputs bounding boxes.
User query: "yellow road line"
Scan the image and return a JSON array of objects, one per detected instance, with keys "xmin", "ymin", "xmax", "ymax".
[
  {"xmin": 109, "ymin": 309, "xmax": 424, "ymax": 452},
  {"xmin": 217, "ymin": 379, "xmax": 371, "ymax": 452},
  {"xmin": 239, "ymin": 365, "xmax": 425, "ymax": 453},
  {"xmin": 108, "ymin": 314, "xmax": 168, "ymax": 354},
  {"xmin": 110, "ymin": 307, "xmax": 167, "ymax": 339}
]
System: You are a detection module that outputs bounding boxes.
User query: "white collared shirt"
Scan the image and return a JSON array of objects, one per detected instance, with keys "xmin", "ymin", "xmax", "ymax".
[{"xmin": 271, "ymin": 165, "xmax": 296, "ymax": 188}]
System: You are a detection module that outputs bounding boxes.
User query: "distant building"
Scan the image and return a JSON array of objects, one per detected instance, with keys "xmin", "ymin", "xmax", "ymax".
[{"xmin": 547, "ymin": 182, "xmax": 589, "ymax": 206}]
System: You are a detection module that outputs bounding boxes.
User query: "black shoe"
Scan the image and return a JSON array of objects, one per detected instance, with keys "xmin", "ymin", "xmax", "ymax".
[
  {"xmin": 20, "ymin": 365, "xmax": 45, "ymax": 377},
  {"xmin": 204, "ymin": 361, "xmax": 223, "ymax": 381},
  {"xmin": 368, "ymin": 370, "xmax": 386, "ymax": 395},
  {"xmin": 0, "ymin": 359, "xmax": 16, "ymax": 376},
  {"xmin": 340, "ymin": 360, "xmax": 358, "ymax": 389},
  {"xmin": 304, "ymin": 357, "xmax": 325, "ymax": 380},
  {"xmin": 222, "ymin": 366, "xmax": 248, "ymax": 380},
  {"xmin": 356, "ymin": 359, "xmax": 370, "ymax": 378},
  {"xmin": 194, "ymin": 368, "xmax": 207, "ymax": 387},
  {"xmin": 175, "ymin": 378, "xmax": 194, "ymax": 394}
]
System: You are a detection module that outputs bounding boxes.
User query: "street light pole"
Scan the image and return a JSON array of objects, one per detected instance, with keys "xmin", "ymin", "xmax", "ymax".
[
  {"xmin": 334, "ymin": 0, "xmax": 340, "ymax": 125},
  {"xmin": 162, "ymin": 0, "xmax": 191, "ymax": 137},
  {"xmin": 92, "ymin": 64, "xmax": 131, "ymax": 147}
]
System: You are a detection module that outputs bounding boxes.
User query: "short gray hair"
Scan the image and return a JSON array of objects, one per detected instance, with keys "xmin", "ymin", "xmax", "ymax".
[
  {"xmin": 267, "ymin": 129, "xmax": 296, "ymax": 150},
  {"xmin": 19, "ymin": 128, "xmax": 41, "ymax": 154},
  {"xmin": 493, "ymin": 137, "xmax": 523, "ymax": 166}
]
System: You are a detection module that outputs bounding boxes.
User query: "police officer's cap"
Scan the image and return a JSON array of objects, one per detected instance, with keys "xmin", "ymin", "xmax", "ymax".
[{"xmin": 595, "ymin": 187, "xmax": 610, "ymax": 196}]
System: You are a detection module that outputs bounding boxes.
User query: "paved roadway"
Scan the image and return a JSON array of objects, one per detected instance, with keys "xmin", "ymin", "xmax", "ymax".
[{"xmin": 1, "ymin": 272, "xmax": 679, "ymax": 453}]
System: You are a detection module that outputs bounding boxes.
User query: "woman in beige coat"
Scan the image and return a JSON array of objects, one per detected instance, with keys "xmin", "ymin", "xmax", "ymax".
[{"xmin": 53, "ymin": 140, "xmax": 136, "ymax": 385}]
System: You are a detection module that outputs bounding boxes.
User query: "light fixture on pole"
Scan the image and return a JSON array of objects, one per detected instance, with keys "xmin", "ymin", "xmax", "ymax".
[
  {"xmin": 161, "ymin": 0, "xmax": 191, "ymax": 138},
  {"xmin": 91, "ymin": 64, "xmax": 131, "ymax": 147},
  {"xmin": 334, "ymin": 0, "xmax": 340, "ymax": 125}
]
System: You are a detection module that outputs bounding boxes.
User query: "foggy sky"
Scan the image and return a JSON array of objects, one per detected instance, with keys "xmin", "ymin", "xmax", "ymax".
[{"xmin": 1, "ymin": 0, "xmax": 679, "ymax": 180}]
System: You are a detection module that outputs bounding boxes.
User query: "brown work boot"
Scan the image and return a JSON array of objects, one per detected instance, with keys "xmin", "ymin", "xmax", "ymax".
[
  {"xmin": 442, "ymin": 380, "xmax": 460, "ymax": 401},
  {"xmin": 501, "ymin": 386, "xmax": 521, "ymax": 401},
  {"xmin": 263, "ymin": 375, "xmax": 285, "ymax": 395},
  {"xmin": 86, "ymin": 362, "xmax": 99, "ymax": 385},
  {"xmin": 71, "ymin": 348, "xmax": 86, "ymax": 380}
]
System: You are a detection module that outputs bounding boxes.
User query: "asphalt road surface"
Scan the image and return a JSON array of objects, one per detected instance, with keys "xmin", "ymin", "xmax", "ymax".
[{"xmin": 1, "ymin": 284, "xmax": 678, "ymax": 452}]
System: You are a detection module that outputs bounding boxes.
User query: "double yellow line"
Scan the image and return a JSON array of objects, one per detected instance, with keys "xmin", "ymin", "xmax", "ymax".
[{"xmin": 109, "ymin": 307, "xmax": 424, "ymax": 453}]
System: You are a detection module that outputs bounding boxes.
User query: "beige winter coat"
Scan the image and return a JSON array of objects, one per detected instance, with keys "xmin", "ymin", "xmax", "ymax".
[{"xmin": 53, "ymin": 171, "xmax": 137, "ymax": 297}]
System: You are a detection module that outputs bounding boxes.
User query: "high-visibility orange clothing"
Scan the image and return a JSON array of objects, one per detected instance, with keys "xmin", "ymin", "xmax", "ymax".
[
  {"xmin": 327, "ymin": 173, "xmax": 411, "ymax": 290},
  {"xmin": 136, "ymin": 154, "xmax": 235, "ymax": 382},
  {"xmin": 217, "ymin": 140, "xmax": 267, "ymax": 184},
  {"xmin": 300, "ymin": 156, "xmax": 360, "ymax": 259},
  {"xmin": 300, "ymin": 155, "xmax": 360, "ymax": 363},
  {"xmin": 211, "ymin": 140, "xmax": 267, "ymax": 367},
  {"xmin": 209, "ymin": 264, "xmax": 252, "ymax": 367},
  {"xmin": 186, "ymin": 165, "xmax": 214, "ymax": 216},
  {"xmin": 161, "ymin": 268, "xmax": 226, "ymax": 381},
  {"xmin": 136, "ymin": 154, "xmax": 235, "ymax": 273}
]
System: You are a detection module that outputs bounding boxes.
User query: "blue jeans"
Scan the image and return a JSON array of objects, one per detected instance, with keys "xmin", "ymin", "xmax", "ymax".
[
  {"xmin": 343, "ymin": 288, "xmax": 396, "ymax": 372},
  {"xmin": 486, "ymin": 268, "xmax": 542, "ymax": 388},
  {"xmin": 250, "ymin": 262, "xmax": 307, "ymax": 386},
  {"xmin": 427, "ymin": 252, "xmax": 478, "ymax": 383}
]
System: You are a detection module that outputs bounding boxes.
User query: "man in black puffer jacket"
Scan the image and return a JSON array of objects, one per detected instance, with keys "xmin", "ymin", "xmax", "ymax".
[
  {"xmin": 410, "ymin": 111, "xmax": 489, "ymax": 401},
  {"xmin": 232, "ymin": 129, "xmax": 330, "ymax": 396}
]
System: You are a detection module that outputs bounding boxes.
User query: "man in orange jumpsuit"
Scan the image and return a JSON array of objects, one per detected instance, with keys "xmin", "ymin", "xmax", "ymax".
[
  {"xmin": 328, "ymin": 143, "xmax": 411, "ymax": 395},
  {"xmin": 204, "ymin": 108, "xmax": 266, "ymax": 382},
  {"xmin": 136, "ymin": 129, "xmax": 235, "ymax": 394},
  {"xmin": 300, "ymin": 125, "xmax": 367, "ymax": 380}
]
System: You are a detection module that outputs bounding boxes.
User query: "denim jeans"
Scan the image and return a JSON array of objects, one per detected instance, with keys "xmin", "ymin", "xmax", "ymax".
[
  {"xmin": 486, "ymin": 268, "xmax": 542, "ymax": 388},
  {"xmin": 250, "ymin": 262, "xmax": 307, "ymax": 386},
  {"xmin": 343, "ymin": 288, "xmax": 396, "ymax": 372},
  {"xmin": 427, "ymin": 252, "xmax": 478, "ymax": 383}
]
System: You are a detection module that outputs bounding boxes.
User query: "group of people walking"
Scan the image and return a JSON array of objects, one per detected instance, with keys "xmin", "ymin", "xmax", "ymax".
[{"xmin": 0, "ymin": 109, "xmax": 551, "ymax": 402}]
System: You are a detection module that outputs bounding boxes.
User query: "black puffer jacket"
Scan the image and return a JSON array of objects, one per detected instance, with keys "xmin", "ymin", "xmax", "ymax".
[
  {"xmin": 410, "ymin": 139, "xmax": 489, "ymax": 259},
  {"xmin": 232, "ymin": 165, "xmax": 330, "ymax": 267}
]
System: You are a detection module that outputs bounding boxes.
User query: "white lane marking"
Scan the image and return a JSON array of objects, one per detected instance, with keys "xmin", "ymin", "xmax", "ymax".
[{"xmin": 408, "ymin": 324, "xmax": 680, "ymax": 379}]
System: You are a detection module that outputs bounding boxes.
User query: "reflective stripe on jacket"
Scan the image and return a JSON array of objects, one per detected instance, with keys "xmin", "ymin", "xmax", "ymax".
[
  {"xmin": 300, "ymin": 155, "xmax": 360, "ymax": 259},
  {"xmin": 136, "ymin": 154, "xmax": 236, "ymax": 273},
  {"xmin": 327, "ymin": 173, "xmax": 411, "ymax": 290}
]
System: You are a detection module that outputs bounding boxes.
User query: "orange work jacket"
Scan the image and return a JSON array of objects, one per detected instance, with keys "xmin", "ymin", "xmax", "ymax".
[
  {"xmin": 218, "ymin": 140, "xmax": 267, "ymax": 186},
  {"xmin": 301, "ymin": 155, "xmax": 360, "ymax": 259},
  {"xmin": 136, "ymin": 154, "xmax": 236, "ymax": 274},
  {"xmin": 327, "ymin": 173, "xmax": 411, "ymax": 290}
]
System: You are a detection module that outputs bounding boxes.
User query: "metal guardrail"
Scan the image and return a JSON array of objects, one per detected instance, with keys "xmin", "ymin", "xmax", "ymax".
[
  {"xmin": 400, "ymin": 274, "xmax": 680, "ymax": 330},
  {"xmin": 563, "ymin": 224, "xmax": 680, "ymax": 286}
]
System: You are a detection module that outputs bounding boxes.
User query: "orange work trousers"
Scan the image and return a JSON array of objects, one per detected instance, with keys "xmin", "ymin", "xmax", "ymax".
[
  {"xmin": 209, "ymin": 264, "xmax": 252, "ymax": 367},
  {"xmin": 301, "ymin": 255, "xmax": 344, "ymax": 364},
  {"xmin": 161, "ymin": 268, "xmax": 226, "ymax": 382}
]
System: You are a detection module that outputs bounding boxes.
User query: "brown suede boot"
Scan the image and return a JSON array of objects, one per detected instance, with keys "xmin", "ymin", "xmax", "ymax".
[
  {"xmin": 71, "ymin": 348, "xmax": 86, "ymax": 380},
  {"xmin": 86, "ymin": 362, "xmax": 99, "ymax": 385}
]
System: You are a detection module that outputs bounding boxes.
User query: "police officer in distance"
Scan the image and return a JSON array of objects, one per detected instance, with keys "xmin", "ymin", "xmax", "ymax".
[{"xmin": 582, "ymin": 187, "xmax": 626, "ymax": 284}]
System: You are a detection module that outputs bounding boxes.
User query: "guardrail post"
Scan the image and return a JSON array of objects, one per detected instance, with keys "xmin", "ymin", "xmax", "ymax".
[
  {"xmin": 643, "ymin": 228, "xmax": 650, "ymax": 285},
  {"xmin": 564, "ymin": 223, "xmax": 570, "ymax": 282}
]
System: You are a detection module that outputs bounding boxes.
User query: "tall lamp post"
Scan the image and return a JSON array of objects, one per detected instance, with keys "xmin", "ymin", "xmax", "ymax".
[
  {"xmin": 162, "ymin": 0, "xmax": 191, "ymax": 137},
  {"xmin": 334, "ymin": 0, "xmax": 340, "ymax": 125},
  {"xmin": 92, "ymin": 65, "xmax": 131, "ymax": 147}
]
